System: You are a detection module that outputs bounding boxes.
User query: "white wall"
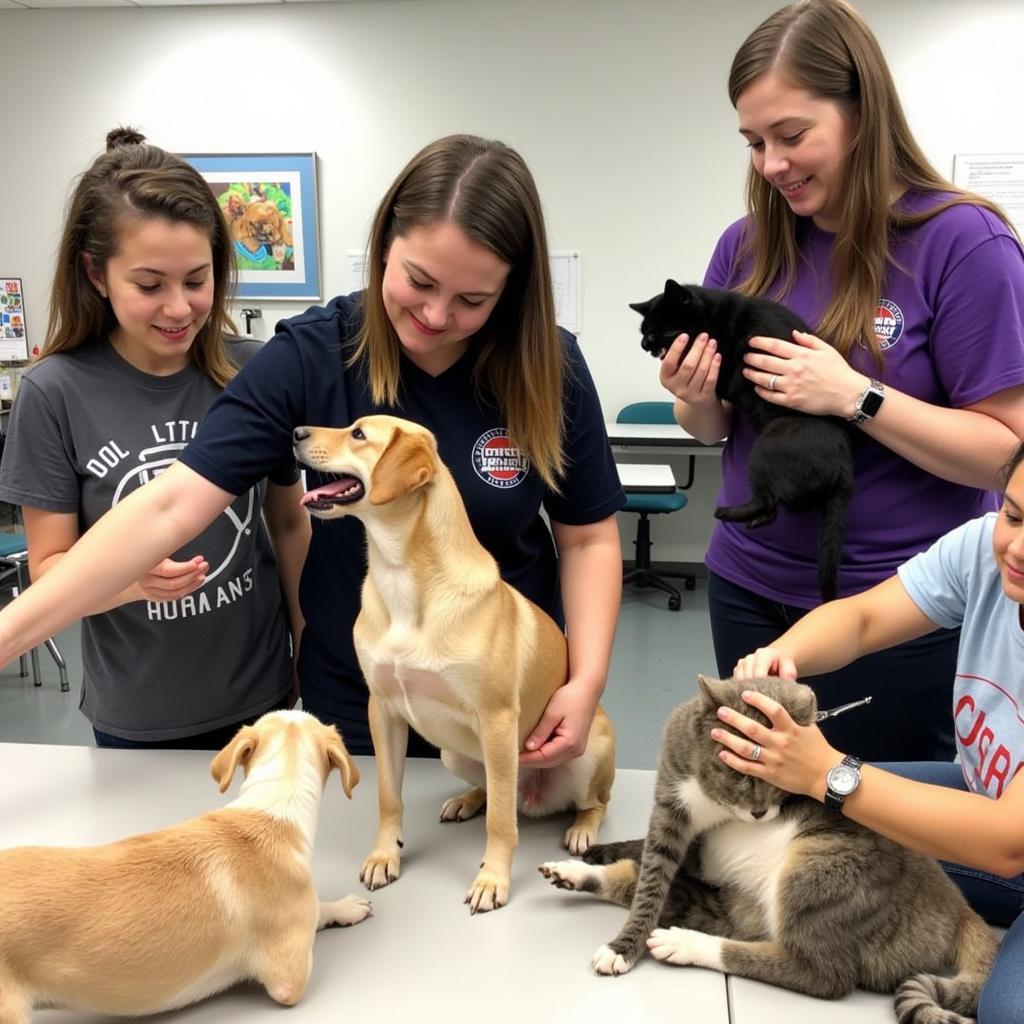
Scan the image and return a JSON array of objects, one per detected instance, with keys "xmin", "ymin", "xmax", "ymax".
[{"xmin": 3, "ymin": 0, "xmax": 1022, "ymax": 562}]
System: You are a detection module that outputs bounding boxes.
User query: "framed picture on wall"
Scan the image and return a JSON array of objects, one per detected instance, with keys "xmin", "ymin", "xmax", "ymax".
[{"xmin": 180, "ymin": 153, "xmax": 321, "ymax": 300}]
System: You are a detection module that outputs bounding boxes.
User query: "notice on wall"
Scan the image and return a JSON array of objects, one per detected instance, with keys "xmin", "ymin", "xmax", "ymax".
[
  {"xmin": 0, "ymin": 278, "xmax": 28, "ymax": 360},
  {"xmin": 952, "ymin": 154, "xmax": 1024, "ymax": 237}
]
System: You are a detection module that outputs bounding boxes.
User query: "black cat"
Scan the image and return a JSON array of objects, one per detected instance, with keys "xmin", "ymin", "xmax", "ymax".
[{"xmin": 631, "ymin": 279, "xmax": 853, "ymax": 601}]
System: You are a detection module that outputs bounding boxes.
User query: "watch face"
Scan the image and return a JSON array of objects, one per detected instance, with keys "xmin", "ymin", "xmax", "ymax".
[
  {"xmin": 828, "ymin": 764, "xmax": 859, "ymax": 795},
  {"xmin": 860, "ymin": 388, "xmax": 884, "ymax": 417}
]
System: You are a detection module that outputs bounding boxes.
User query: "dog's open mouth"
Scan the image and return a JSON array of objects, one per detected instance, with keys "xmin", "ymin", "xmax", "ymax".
[{"xmin": 300, "ymin": 474, "xmax": 365, "ymax": 511}]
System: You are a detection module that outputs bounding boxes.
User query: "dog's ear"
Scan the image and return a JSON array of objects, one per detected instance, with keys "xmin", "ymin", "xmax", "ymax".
[
  {"xmin": 325, "ymin": 729, "xmax": 360, "ymax": 799},
  {"xmin": 368, "ymin": 428, "xmax": 436, "ymax": 505},
  {"xmin": 209, "ymin": 725, "xmax": 259, "ymax": 793}
]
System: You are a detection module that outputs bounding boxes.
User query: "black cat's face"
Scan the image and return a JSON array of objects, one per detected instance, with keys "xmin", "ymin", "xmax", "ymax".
[{"xmin": 630, "ymin": 280, "xmax": 705, "ymax": 359}]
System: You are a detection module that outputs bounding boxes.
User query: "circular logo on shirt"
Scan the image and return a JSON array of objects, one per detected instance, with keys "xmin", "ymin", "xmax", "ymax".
[
  {"xmin": 472, "ymin": 428, "xmax": 530, "ymax": 489},
  {"xmin": 874, "ymin": 299, "xmax": 904, "ymax": 350}
]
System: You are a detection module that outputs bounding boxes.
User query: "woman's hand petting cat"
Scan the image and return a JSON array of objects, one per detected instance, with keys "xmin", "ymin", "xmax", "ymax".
[
  {"xmin": 711, "ymin": 690, "xmax": 840, "ymax": 801},
  {"xmin": 732, "ymin": 646, "xmax": 798, "ymax": 680},
  {"xmin": 742, "ymin": 330, "xmax": 868, "ymax": 418},
  {"xmin": 659, "ymin": 332, "xmax": 722, "ymax": 408}
]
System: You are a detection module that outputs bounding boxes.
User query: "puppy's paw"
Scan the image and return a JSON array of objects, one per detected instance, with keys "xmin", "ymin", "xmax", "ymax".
[
  {"xmin": 591, "ymin": 943, "xmax": 635, "ymax": 976},
  {"xmin": 647, "ymin": 927, "xmax": 723, "ymax": 970},
  {"xmin": 538, "ymin": 859, "xmax": 599, "ymax": 893},
  {"xmin": 439, "ymin": 786, "xmax": 486, "ymax": 823},
  {"xmin": 563, "ymin": 824, "xmax": 597, "ymax": 856},
  {"xmin": 319, "ymin": 894, "xmax": 373, "ymax": 929},
  {"xmin": 360, "ymin": 850, "xmax": 400, "ymax": 891},
  {"xmin": 465, "ymin": 867, "xmax": 509, "ymax": 914}
]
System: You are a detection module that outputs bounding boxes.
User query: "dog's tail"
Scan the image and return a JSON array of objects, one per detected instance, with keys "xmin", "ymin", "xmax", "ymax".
[{"xmin": 892, "ymin": 908, "xmax": 998, "ymax": 1024}]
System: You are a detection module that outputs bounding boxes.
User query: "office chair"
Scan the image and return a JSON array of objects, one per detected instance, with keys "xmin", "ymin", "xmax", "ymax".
[
  {"xmin": 0, "ymin": 527, "xmax": 70, "ymax": 691},
  {"xmin": 616, "ymin": 402, "xmax": 697, "ymax": 611}
]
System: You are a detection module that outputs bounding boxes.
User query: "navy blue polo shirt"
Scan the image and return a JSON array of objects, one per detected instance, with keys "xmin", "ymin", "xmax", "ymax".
[{"xmin": 180, "ymin": 293, "xmax": 624, "ymax": 741}]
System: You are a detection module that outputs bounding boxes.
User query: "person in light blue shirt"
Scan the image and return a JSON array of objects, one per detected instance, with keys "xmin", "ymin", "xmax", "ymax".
[{"xmin": 717, "ymin": 439, "xmax": 1024, "ymax": 1023}]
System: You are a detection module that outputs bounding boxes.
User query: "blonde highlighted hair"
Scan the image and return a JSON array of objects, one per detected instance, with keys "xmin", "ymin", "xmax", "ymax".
[
  {"xmin": 728, "ymin": 0, "xmax": 1015, "ymax": 362},
  {"xmin": 45, "ymin": 127, "xmax": 237, "ymax": 386},
  {"xmin": 352, "ymin": 135, "xmax": 566, "ymax": 490}
]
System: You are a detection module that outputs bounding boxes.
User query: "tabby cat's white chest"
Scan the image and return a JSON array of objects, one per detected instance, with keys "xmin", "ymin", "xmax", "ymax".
[{"xmin": 701, "ymin": 818, "xmax": 799, "ymax": 937}]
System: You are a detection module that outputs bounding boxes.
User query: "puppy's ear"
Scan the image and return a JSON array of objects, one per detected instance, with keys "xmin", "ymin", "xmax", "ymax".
[
  {"xmin": 368, "ymin": 429, "xmax": 436, "ymax": 505},
  {"xmin": 325, "ymin": 729, "xmax": 360, "ymax": 799},
  {"xmin": 210, "ymin": 725, "xmax": 259, "ymax": 793}
]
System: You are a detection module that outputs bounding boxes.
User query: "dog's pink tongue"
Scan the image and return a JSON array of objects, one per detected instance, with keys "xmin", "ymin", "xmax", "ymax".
[{"xmin": 300, "ymin": 480, "xmax": 355, "ymax": 507}]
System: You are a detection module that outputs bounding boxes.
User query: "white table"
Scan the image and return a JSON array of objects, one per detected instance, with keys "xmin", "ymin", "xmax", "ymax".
[
  {"xmin": 605, "ymin": 421, "xmax": 724, "ymax": 453},
  {"xmin": 616, "ymin": 463, "xmax": 677, "ymax": 494},
  {"xmin": 0, "ymin": 744, "xmax": 897, "ymax": 1024}
]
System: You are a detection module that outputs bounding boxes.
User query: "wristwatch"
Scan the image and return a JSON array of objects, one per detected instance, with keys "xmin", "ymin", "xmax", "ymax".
[
  {"xmin": 849, "ymin": 379, "xmax": 885, "ymax": 424},
  {"xmin": 824, "ymin": 754, "xmax": 863, "ymax": 811}
]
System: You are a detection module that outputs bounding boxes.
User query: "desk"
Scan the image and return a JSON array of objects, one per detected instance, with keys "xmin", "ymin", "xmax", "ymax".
[
  {"xmin": 0, "ymin": 744, "xmax": 895, "ymax": 1024},
  {"xmin": 617, "ymin": 463, "xmax": 677, "ymax": 494},
  {"xmin": 606, "ymin": 422, "xmax": 722, "ymax": 491}
]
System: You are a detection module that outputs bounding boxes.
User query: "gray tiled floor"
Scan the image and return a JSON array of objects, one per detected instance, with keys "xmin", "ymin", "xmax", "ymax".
[{"xmin": 0, "ymin": 577, "xmax": 716, "ymax": 769}]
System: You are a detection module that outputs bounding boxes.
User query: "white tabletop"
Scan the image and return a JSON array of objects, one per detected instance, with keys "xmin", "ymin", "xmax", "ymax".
[
  {"xmin": 0, "ymin": 743, "xmax": 896, "ymax": 1023},
  {"xmin": 616, "ymin": 463, "xmax": 677, "ymax": 493},
  {"xmin": 605, "ymin": 421, "xmax": 724, "ymax": 452}
]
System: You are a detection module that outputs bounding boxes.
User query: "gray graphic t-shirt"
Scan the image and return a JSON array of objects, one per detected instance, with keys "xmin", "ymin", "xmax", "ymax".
[{"xmin": 0, "ymin": 342, "xmax": 294, "ymax": 740}]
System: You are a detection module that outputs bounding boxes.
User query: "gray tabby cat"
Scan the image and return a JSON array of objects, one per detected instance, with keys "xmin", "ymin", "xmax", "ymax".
[{"xmin": 540, "ymin": 675, "xmax": 997, "ymax": 1024}]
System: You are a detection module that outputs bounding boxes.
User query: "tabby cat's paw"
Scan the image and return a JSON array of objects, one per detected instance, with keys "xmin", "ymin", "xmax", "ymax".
[
  {"xmin": 539, "ymin": 859, "xmax": 596, "ymax": 892},
  {"xmin": 592, "ymin": 943, "xmax": 635, "ymax": 976},
  {"xmin": 647, "ymin": 927, "xmax": 724, "ymax": 970}
]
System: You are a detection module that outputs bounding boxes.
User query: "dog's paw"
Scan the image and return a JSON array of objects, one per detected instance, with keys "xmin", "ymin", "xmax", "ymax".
[
  {"xmin": 439, "ymin": 787, "xmax": 486, "ymax": 823},
  {"xmin": 538, "ymin": 859, "xmax": 598, "ymax": 893},
  {"xmin": 360, "ymin": 850, "xmax": 400, "ymax": 891},
  {"xmin": 591, "ymin": 943, "xmax": 635, "ymax": 976},
  {"xmin": 465, "ymin": 867, "xmax": 510, "ymax": 914},
  {"xmin": 647, "ymin": 927, "xmax": 723, "ymax": 970},
  {"xmin": 563, "ymin": 824, "xmax": 597, "ymax": 856},
  {"xmin": 319, "ymin": 894, "xmax": 373, "ymax": 929}
]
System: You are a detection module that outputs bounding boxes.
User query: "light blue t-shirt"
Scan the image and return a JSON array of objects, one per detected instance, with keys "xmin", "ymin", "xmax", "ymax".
[{"xmin": 898, "ymin": 513, "xmax": 1024, "ymax": 798}]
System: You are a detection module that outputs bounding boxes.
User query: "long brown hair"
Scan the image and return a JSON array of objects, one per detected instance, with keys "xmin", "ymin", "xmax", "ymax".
[
  {"xmin": 45, "ymin": 127, "xmax": 237, "ymax": 386},
  {"xmin": 728, "ymin": 0, "xmax": 1014, "ymax": 362},
  {"xmin": 352, "ymin": 134, "xmax": 565, "ymax": 490}
]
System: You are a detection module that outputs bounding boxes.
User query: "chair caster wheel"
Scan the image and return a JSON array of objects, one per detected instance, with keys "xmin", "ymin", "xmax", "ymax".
[
  {"xmin": 668, "ymin": 595, "xmax": 681, "ymax": 611},
  {"xmin": 685, "ymin": 577, "xmax": 696, "ymax": 591}
]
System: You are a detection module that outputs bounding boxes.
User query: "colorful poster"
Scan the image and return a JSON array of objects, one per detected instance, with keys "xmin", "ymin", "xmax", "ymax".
[{"xmin": 0, "ymin": 278, "xmax": 29, "ymax": 360}]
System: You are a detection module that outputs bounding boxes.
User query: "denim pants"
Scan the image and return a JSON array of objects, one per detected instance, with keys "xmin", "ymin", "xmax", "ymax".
[{"xmin": 879, "ymin": 760, "xmax": 1023, "ymax": 1024}]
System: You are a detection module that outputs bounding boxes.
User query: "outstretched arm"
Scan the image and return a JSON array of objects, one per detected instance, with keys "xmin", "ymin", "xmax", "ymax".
[
  {"xmin": 714, "ymin": 690, "xmax": 1024, "ymax": 878},
  {"xmin": 0, "ymin": 462, "xmax": 233, "ymax": 665}
]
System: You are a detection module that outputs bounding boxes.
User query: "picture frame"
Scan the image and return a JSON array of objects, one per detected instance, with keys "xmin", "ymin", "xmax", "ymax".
[{"xmin": 180, "ymin": 153, "xmax": 321, "ymax": 301}]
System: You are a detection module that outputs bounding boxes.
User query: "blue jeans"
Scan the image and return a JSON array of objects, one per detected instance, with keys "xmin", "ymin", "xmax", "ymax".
[
  {"xmin": 879, "ymin": 761, "xmax": 1023, "ymax": 1024},
  {"xmin": 707, "ymin": 571, "xmax": 958, "ymax": 762}
]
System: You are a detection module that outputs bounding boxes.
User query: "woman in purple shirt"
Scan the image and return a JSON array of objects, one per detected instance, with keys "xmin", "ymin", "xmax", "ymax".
[{"xmin": 660, "ymin": 0, "xmax": 1024, "ymax": 760}]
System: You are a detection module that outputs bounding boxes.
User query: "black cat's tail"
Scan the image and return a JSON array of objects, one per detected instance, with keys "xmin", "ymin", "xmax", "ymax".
[
  {"xmin": 817, "ymin": 486, "xmax": 849, "ymax": 603},
  {"xmin": 893, "ymin": 909, "xmax": 998, "ymax": 1024}
]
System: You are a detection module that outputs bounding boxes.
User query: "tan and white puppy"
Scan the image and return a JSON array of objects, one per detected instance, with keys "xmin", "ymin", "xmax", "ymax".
[
  {"xmin": 294, "ymin": 415, "xmax": 615, "ymax": 914},
  {"xmin": 0, "ymin": 711, "xmax": 370, "ymax": 1022}
]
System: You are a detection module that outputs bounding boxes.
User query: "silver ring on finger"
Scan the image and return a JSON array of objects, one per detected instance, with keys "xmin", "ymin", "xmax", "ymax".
[
  {"xmin": 768, "ymin": 374, "xmax": 779, "ymax": 392},
  {"xmin": 750, "ymin": 744, "xmax": 762, "ymax": 762}
]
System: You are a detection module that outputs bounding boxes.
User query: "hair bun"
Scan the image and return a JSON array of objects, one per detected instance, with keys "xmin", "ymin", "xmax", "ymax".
[{"xmin": 106, "ymin": 126, "xmax": 147, "ymax": 151}]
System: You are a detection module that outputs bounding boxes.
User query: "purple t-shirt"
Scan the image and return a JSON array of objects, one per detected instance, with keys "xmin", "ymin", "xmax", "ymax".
[{"xmin": 703, "ymin": 193, "xmax": 1024, "ymax": 607}]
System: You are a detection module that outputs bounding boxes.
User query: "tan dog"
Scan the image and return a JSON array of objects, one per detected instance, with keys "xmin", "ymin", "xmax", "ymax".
[
  {"xmin": 0, "ymin": 711, "xmax": 370, "ymax": 1021},
  {"xmin": 294, "ymin": 415, "xmax": 616, "ymax": 914},
  {"xmin": 229, "ymin": 198, "xmax": 293, "ymax": 254}
]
